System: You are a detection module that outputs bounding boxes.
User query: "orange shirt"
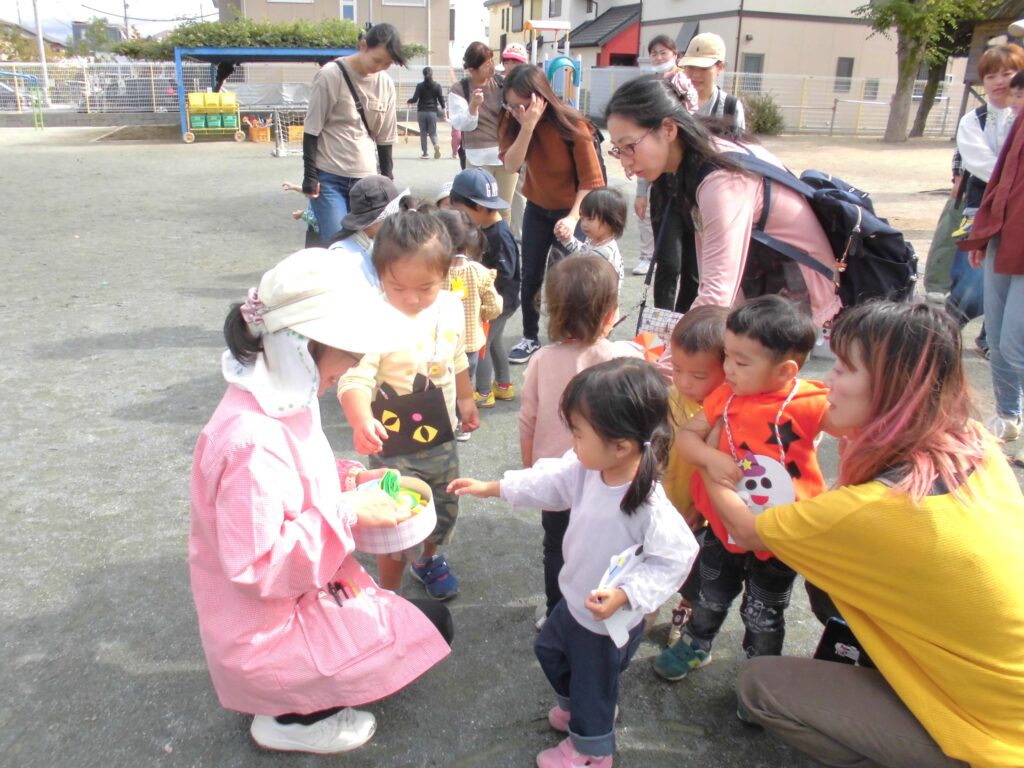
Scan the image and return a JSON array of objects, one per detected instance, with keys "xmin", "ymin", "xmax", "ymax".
[
  {"xmin": 499, "ymin": 119, "xmax": 603, "ymax": 211},
  {"xmin": 691, "ymin": 379, "xmax": 828, "ymax": 560}
]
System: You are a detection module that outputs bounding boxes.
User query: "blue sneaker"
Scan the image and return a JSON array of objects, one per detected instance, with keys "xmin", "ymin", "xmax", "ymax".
[
  {"xmin": 410, "ymin": 554, "xmax": 459, "ymax": 601},
  {"xmin": 653, "ymin": 631, "xmax": 712, "ymax": 681}
]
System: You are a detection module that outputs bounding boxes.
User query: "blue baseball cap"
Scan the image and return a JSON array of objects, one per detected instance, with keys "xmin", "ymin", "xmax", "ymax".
[{"xmin": 451, "ymin": 167, "xmax": 509, "ymax": 210}]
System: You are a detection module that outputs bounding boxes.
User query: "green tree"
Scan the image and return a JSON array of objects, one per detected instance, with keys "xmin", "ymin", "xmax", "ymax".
[
  {"xmin": 855, "ymin": 0, "xmax": 996, "ymax": 142},
  {"xmin": 909, "ymin": 19, "xmax": 974, "ymax": 137},
  {"xmin": 83, "ymin": 16, "xmax": 115, "ymax": 54}
]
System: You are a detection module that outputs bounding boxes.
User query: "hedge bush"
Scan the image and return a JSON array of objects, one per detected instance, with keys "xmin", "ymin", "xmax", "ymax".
[{"xmin": 743, "ymin": 92, "xmax": 786, "ymax": 135}]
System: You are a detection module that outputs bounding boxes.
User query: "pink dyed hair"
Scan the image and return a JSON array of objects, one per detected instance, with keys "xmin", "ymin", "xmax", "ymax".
[{"xmin": 830, "ymin": 301, "xmax": 989, "ymax": 504}]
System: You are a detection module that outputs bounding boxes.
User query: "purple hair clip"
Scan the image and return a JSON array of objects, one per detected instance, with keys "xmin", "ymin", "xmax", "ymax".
[{"xmin": 240, "ymin": 287, "xmax": 265, "ymax": 326}]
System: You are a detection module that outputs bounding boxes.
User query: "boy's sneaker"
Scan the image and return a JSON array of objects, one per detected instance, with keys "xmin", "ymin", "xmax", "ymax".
[
  {"xmin": 509, "ymin": 337, "xmax": 540, "ymax": 364},
  {"xmin": 455, "ymin": 426, "xmax": 472, "ymax": 442},
  {"xmin": 493, "ymin": 382, "xmax": 517, "ymax": 400},
  {"xmin": 951, "ymin": 215, "xmax": 974, "ymax": 239},
  {"xmin": 985, "ymin": 414, "xmax": 1022, "ymax": 443},
  {"xmin": 474, "ymin": 389, "xmax": 496, "ymax": 408},
  {"xmin": 631, "ymin": 258, "xmax": 652, "ymax": 276},
  {"xmin": 536, "ymin": 738, "xmax": 612, "ymax": 768},
  {"xmin": 410, "ymin": 554, "xmax": 459, "ymax": 600},
  {"xmin": 250, "ymin": 709, "xmax": 376, "ymax": 754},
  {"xmin": 434, "ymin": 144, "xmax": 441, "ymax": 159},
  {"xmin": 420, "ymin": 153, "xmax": 430, "ymax": 159},
  {"xmin": 653, "ymin": 632, "xmax": 712, "ymax": 681}
]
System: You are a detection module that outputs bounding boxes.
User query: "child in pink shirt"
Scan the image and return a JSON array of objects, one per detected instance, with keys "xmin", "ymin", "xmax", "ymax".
[{"xmin": 520, "ymin": 255, "xmax": 643, "ymax": 626}]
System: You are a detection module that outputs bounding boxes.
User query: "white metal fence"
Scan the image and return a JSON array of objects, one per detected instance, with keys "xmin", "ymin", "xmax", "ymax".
[{"xmin": 1, "ymin": 60, "xmax": 983, "ymax": 137}]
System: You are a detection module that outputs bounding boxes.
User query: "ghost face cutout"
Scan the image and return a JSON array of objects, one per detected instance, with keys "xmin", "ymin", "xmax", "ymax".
[{"xmin": 735, "ymin": 452, "xmax": 795, "ymax": 515}]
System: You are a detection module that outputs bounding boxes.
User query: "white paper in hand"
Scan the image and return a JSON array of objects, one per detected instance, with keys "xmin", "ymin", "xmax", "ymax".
[{"xmin": 596, "ymin": 544, "xmax": 645, "ymax": 648}]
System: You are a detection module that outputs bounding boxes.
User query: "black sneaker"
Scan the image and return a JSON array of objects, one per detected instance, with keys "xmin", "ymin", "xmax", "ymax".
[{"xmin": 508, "ymin": 337, "xmax": 540, "ymax": 364}]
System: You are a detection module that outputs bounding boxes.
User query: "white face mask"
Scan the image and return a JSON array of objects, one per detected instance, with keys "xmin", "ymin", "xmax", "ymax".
[{"xmin": 650, "ymin": 59, "xmax": 675, "ymax": 73}]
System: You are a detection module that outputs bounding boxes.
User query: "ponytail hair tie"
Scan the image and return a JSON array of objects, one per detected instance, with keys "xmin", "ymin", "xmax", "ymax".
[{"xmin": 642, "ymin": 441, "xmax": 652, "ymax": 449}]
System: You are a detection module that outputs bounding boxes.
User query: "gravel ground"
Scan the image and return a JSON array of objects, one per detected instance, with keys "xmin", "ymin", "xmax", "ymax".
[{"xmin": 1, "ymin": 125, "xmax": 1018, "ymax": 768}]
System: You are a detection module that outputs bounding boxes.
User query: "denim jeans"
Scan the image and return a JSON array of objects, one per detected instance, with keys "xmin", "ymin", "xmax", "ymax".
[
  {"xmin": 534, "ymin": 599, "xmax": 644, "ymax": 758},
  {"xmin": 520, "ymin": 201, "xmax": 583, "ymax": 341},
  {"xmin": 475, "ymin": 310, "xmax": 512, "ymax": 394},
  {"xmin": 687, "ymin": 527, "xmax": 797, "ymax": 658},
  {"xmin": 983, "ymin": 239, "xmax": 1024, "ymax": 420},
  {"xmin": 309, "ymin": 169, "xmax": 355, "ymax": 243},
  {"xmin": 417, "ymin": 111, "xmax": 438, "ymax": 156},
  {"xmin": 945, "ymin": 249, "xmax": 984, "ymax": 326}
]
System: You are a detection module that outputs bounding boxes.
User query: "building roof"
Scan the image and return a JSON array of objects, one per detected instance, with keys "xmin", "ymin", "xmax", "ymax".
[
  {"xmin": 562, "ymin": 3, "xmax": 640, "ymax": 48},
  {"xmin": 989, "ymin": 0, "xmax": 1024, "ymax": 19},
  {"xmin": 0, "ymin": 19, "xmax": 67, "ymax": 48}
]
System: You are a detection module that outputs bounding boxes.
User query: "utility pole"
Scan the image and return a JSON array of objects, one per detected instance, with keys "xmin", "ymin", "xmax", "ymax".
[
  {"xmin": 123, "ymin": 1, "xmax": 130, "ymax": 39},
  {"xmin": 31, "ymin": 0, "xmax": 50, "ymax": 105}
]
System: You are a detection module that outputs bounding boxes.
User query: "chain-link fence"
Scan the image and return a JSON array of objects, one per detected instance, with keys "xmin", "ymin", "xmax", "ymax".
[{"xmin": 0, "ymin": 60, "xmax": 983, "ymax": 138}]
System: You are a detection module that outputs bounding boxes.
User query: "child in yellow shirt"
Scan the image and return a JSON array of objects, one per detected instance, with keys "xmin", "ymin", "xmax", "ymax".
[{"xmin": 662, "ymin": 306, "xmax": 729, "ymax": 642}]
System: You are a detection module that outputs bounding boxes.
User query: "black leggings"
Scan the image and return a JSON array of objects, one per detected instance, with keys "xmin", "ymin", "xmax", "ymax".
[{"xmin": 275, "ymin": 598, "xmax": 453, "ymax": 726}]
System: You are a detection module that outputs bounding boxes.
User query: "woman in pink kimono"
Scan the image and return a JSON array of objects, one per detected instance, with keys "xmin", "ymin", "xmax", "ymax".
[{"xmin": 189, "ymin": 248, "xmax": 452, "ymax": 755}]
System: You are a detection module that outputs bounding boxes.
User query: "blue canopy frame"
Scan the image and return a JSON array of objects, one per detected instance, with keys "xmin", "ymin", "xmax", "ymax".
[{"xmin": 173, "ymin": 46, "xmax": 356, "ymax": 138}]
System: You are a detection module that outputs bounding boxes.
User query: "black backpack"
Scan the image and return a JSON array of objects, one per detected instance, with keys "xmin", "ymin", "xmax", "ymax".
[{"xmin": 714, "ymin": 151, "xmax": 918, "ymax": 307}]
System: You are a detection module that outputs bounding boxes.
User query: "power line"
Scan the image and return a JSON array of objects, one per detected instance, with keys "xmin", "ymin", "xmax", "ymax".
[{"xmin": 78, "ymin": 4, "xmax": 217, "ymax": 22}]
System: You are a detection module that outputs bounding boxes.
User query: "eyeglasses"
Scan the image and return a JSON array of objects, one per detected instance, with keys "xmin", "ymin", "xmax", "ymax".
[{"xmin": 608, "ymin": 129, "xmax": 655, "ymax": 160}]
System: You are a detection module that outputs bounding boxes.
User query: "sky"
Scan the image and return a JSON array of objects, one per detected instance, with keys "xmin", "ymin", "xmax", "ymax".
[{"xmin": 0, "ymin": 0, "xmax": 218, "ymax": 40}]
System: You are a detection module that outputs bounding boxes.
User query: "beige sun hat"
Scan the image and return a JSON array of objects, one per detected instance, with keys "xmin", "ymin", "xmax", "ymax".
[
  {"xmin": 255, "ymin": 247, "xmax": 411, "ymax": 354},
  {"xmin": 679, "ymin": 33, "xmax": 727, "ymax": 68}
]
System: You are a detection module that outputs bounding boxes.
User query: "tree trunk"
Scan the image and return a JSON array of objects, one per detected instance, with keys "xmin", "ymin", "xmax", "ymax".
[
  {"xmin": 884, "ymin": 28, "xmax": 926, "ymax": 143},
  {"xmin": 909, "ymin": 59, "xmax": 946, "ymax": 138}
]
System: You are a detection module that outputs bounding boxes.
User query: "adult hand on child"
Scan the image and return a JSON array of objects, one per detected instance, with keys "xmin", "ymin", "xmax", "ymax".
[
  {"xmin": 553, "ymin": 220, "xmax": 571, "ymax": 243},
  {"xmin": 554, "ymin": 214, "xmax": 578, "ymax": 242},
  {"xmin": 348, "ymin": 487, "xmax": 401, "ymax": 529},
  {"xmin": 447, "ymin": 478, "xmax": 500, "ymax": 498},
  {"xmin": 585, "ymin": 587, "xmax": 628, "ymax": 621},
  {"xmin": 352, "ymin": 417, "xmax": 388, "ymax": 455},
  {"xmin": 705, "ymin": 450, "xmax": 743, "ymax": 489}
]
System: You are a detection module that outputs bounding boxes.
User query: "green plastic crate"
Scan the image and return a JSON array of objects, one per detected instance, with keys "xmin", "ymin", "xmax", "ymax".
[
  {"xmin": 206, "ymin": 114, "xmax": 223, "ymax": 128},
  {"xmin": 189, "ymin": 114, "xmax": 206, "ymax": 129},
  {"xmin": 221, "ymin": 113, "xmax": 238, "ymax": 128}
]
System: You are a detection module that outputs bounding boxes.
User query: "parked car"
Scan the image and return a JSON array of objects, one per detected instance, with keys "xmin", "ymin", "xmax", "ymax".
[{"xmin": 100, "ymin": 77, "xmax": 178, "ymax": 112}]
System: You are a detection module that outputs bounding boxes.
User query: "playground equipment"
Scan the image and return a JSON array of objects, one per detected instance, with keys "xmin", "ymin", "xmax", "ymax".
[
  {"xmin": 523, "ymin": 20, "xmax": 582, "ymax": 107},
  {"xmin": 0, "ymin": 71, "xmax": 44, "ymax": 129}
]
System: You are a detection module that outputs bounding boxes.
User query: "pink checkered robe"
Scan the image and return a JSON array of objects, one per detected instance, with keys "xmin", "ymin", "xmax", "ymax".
[{"xmin": 189, "ymin": 386, "xmax": 450, "ymax": 716}]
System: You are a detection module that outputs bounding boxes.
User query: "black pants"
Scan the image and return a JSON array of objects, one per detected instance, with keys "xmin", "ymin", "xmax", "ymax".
[
  {"xmin": 687, "ymin": 528, "xmax": 797, "ymax": 658},
  {"xmin": 541, "ymin": 509, "xmax": 571, "ymax": 614},
  {"xmin": 276, "ymin": 598, "xmax": 453, "ymax": 725},
  {"xmin": 520, "ymin": 201, "xmax": 584, "ymax": 340},
  {"xmin": 650, "ymin": 206, "xmax": 700, "ymax": 312}
]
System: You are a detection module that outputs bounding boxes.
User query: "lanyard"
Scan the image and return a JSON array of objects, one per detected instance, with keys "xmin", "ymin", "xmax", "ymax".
[{"xmin": 722, "ymin": 379, "xmax": 800, "ymax": 465}]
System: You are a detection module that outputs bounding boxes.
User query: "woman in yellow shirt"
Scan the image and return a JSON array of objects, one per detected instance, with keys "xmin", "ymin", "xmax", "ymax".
[{"xmin": 702, "ymin": 301, "xmax": 1024, "ymax": 768}]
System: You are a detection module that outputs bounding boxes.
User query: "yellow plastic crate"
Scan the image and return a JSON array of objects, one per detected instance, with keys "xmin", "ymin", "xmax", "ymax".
[
  {"xmin": 187, "ymin": 92, "xmax": 205, "ymax": 109},
  {"xmin": 203, "ymin": 92, "xmax": 221, "ymax": 108},
  {"xmin": 219, "ymin": 91, "xmax": 237, "ymax": 108},
  {"xmin": 248, "ymin": 125, "xmax": 272, "ymax": 143},
  {"xmin": 287, "ymin": 125, "xmax": 304, "ymax": 142}
]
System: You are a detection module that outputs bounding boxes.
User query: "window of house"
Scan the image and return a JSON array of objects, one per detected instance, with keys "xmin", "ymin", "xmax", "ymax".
[
  {"xmin": 740, "ymin": 53, "xmax": 764, "ymax": 93},
  {"xmin": 549, "ymin": 0, "xmax": 562, "ymax": 16},
  {"xmin": 835, "ymin": 57, "xmax": 854, "ymax": 93},
  {"xmin": 511, "ymin": 0, "xmax": 524, "ymax": 32},
  {"xmin": 341, "ymin": 0, "xmax": 356, "ymax": 21},
  {"xmin": 864, "ymin": 78, "xmax": 880, "ymax": 101}
]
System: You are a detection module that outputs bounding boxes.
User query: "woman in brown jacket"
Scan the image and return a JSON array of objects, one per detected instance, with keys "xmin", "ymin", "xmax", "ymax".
[{"xmin": 498, "ymin": 65, "xmax": 605, "ymax": 364}]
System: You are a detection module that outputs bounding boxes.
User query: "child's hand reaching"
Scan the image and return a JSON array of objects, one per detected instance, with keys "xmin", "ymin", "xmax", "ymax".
[
  {"xmin": 447, "ymin": 478, "xmax": 500, "ymax": 498},
  {"xmin": 553, "ymin": 220, "xmax": 572, "ymax": 243},
  {"xmin": 352, "ymin": 417, "xmax": 389, "ymax": 455},
  {"xmin": 585, "ymin": 587, "xmax": 628, "ymax": 621},
  {"xmin": 282, "ymin": 181, "xmax": 303, "ymax": 193},
  {"xmin": 292, "ymin": 209, "xmax": 305, "ymax": 220},
  {"xmin": 705, "ymin": 450, "xmax": 743, "ymax": 489}
]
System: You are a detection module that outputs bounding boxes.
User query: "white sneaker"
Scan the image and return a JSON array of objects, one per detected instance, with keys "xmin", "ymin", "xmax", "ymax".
[
  {"xmin": 925, "ymin": 291, "xmax": 947, "ymax": 305},
  {"xmin": 632, "ymin": 258, "xmax": 652, "ymax": 276},
  {"xmin": 985, "ymin": 414, "xmax": 1022, "ymax": 443},
  {"xmin": 250, "ymin": 708, "xmax": 376, "ymax": 754},
  {"xmin": 455, "ymin": 426, "xmax": 472, "ymax": 442}
]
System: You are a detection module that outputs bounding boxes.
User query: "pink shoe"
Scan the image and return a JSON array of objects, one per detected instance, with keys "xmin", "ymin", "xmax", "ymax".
[
  {"xmin": 548, "ymin": 705, "xmax": 619, "ymax": 733},
  {"xmin": 536, "ymin": 738, "xmax": 612, "ymax": 767}
]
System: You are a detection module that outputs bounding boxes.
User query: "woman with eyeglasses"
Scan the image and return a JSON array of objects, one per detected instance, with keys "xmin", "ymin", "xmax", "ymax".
[
  {"xmin": 448, "ymin": 42, "xmax": 519, "ymax": 226},
  {"xmin": 498, "ymin": 64, "xmax": 605, "ymax": 365},
  {"xmin": 605, "ymin": 75, "xmax": 841, "ymax": 328}
]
